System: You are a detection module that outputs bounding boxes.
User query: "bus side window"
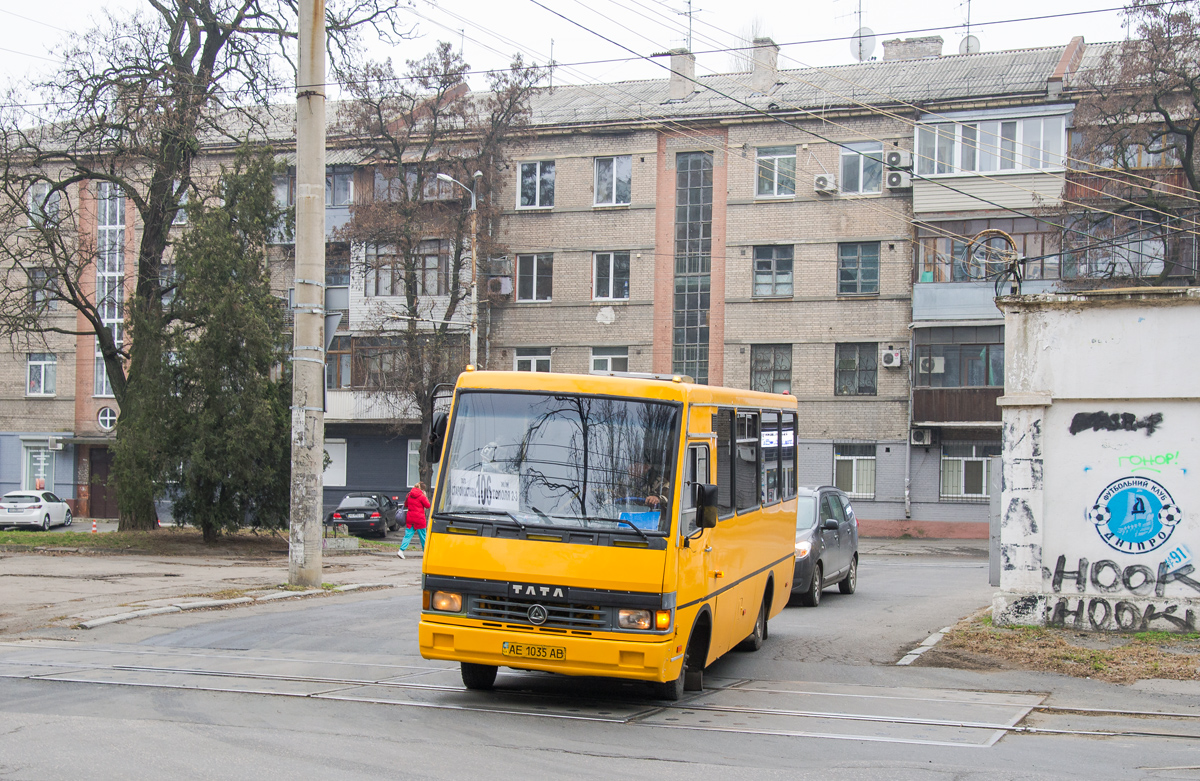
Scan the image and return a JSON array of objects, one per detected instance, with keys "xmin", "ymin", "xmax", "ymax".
[
  {"xmin": 682, "ymin": 444, "xmax": 710, "ymax": 535},
  {"xmin": 713, "ymin": 411, "xmax": 735, "ymax": 517}
]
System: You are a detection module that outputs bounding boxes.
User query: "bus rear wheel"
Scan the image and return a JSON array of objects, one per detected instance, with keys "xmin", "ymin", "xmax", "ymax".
[
  {"xmin": 460, "ymin": 663, "xmax": 497, "ymax": 691},
  {"xmin": 736, "ymin": 600, "xmax": 766, "ymax": 652}
]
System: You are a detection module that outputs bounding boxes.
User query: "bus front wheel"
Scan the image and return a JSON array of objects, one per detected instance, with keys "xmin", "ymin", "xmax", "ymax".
[{"xmin": 461, "ymin": 662, "xmax": 498, "ymax": 691}]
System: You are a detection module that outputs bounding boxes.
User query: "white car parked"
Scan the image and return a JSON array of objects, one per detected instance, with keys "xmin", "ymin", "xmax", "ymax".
[{"xmin": 1, "ymin": 491, "xmax": 72, "ymax": 530}]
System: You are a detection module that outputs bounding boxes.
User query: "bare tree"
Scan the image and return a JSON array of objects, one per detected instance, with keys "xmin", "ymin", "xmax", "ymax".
[
  {"xmin": 0, "ymin": 0, "xmax": 411, "ymax": 528},
  {"xmin": 1068, "ymin": 0, "xmax": 1200, "ymax": 286},
  {"xmin": 727, "ymin": 18, "xmax": 769, "ymax": 73},
  {"xmin": 334, "ymin": 43, "xmax": 543, "ymax": 483}
]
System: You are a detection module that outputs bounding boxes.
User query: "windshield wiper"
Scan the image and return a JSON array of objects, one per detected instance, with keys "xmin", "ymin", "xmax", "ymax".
[
  {"xmin": 608, "ymin": 516, "xmax": 652, "ymax": 542},
  {"xmin": 441, "ymin": 509, "xmax": 527, "ymax": 532}
]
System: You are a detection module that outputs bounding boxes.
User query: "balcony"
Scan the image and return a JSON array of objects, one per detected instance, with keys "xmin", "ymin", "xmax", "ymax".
[
  {"xmin": 324, "ymin": 389, "xmax": 419, "ymax": 422},
  {"xmin": 1064, "ymin": 168, "xmax": 1189, "ymax": 204},
  {"xmin": 913, "ymin": 387, "xmax": 1003, "ymax": 425}
]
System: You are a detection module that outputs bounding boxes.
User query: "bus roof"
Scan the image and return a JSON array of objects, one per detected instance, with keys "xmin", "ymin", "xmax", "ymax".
[{"xmin": 454, "ymin": 370, "xmax": 798, "ymax": 410}]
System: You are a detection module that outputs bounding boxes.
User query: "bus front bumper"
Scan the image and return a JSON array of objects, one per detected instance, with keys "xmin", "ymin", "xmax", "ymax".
[{"xmin": 419, "ymin": 618, "xmax": 681, "ymax": 682}]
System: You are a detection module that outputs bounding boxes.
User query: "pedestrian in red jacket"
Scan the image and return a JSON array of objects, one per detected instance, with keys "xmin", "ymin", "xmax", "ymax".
[{"xmin": 398, "ymin": 482, "xmax": 430, "ymax": 559}]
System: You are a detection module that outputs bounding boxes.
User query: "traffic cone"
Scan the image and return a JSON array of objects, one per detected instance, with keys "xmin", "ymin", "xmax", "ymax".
[{"xmin": 91, "ymin": 520, "xmax": 97, "ymax": 534}]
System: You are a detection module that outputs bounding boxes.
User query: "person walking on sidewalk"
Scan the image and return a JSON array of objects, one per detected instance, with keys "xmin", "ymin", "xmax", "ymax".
[{"xmin": 398, "ymin": 482, "xmax": 431, "ymax": 559}]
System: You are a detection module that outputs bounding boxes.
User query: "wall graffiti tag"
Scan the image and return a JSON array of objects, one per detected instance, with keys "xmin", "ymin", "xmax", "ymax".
[
  {"xmin": 1049, "ymin": 597, "xmax": 1195, "ymax": 632},
  {"xmin": 1045, "ymin": 556, "xmax": 1200, "ymax": 632},
  {"xmin": 1117, "ymin": 452, "xmax": 1182, "ymax": 473},
  {"xmin": 1069, "ymin": 411, "xmax": 1163, "ymax": 437},
  {"xmin": 1085, "ymin": 477, "xmax": 1184, "ymax": 554}
]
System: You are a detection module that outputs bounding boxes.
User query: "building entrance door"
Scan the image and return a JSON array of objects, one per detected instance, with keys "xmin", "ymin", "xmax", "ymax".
[{"xmin": 89, "ymin": 448, "xmax": 118, "ymax": 519}]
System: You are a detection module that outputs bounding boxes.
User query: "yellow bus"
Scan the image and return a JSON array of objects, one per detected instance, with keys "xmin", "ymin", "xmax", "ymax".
[{"xmin": 418, "ymin": 369, "xmax": 799, "ymax": 699}]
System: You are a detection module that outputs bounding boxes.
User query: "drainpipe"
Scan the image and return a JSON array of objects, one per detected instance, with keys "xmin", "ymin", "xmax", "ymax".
[{"xmin": 904, "ymin": 336, "xmax": 913, "ymax": 519}]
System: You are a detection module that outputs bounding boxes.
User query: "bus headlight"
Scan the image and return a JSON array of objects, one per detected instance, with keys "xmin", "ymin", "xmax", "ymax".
[
  {"xmin": 431, "ymin": 591, "xmax": 463, "ymax": 612},
  {"xmin": 795, "ymin": 540, "xmax": 812, "ymax": 558},
  {"xmin": 618, "ymin": 609, "xmax": 653, "ymax": 630}
]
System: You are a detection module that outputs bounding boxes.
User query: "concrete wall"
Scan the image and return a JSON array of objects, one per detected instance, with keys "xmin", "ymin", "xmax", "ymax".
[{"xmin": 993, "ymin": 289, "xmax": 1200, "ymax": 632}]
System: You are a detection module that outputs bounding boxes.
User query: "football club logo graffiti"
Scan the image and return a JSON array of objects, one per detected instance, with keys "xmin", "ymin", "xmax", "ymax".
[{"xmin": 1086, "ymin": 477, "xmax": 1185, "ymax": 554}]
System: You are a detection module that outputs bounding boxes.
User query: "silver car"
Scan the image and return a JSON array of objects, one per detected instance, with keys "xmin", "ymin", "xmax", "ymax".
[
  {"xmin": 791, "ymin": 486, "xmax": 859, "ymax": 607},
  {"xmin": 1, "ymin": 491, "xmax": 73, "ymax": 530}
]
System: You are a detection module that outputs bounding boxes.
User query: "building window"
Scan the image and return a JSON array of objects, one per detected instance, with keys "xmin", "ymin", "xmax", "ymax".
[
  {"xmin": 24, "ymin": 446, "xmax": 54, "ymax": 491},
  {"xmin": 171, "ymin": 180, "xmax": 189, "ymax": 225},
  {"xmin": 756, "ymin": 146, "xmax": 796, "ymax": 197},
  {"xmin": 750, "ymin": 344, "xmax": 791, "ymax": 393},
  {"xmin": 28, "ymin": 181, "xmax": 60, "ymax": 227},
  {"xmin": 674, "ymin": 151, "xmax": 713, "ymax": 384},
  {"xmin": 917, "ymin": 115, "xmax": 1065, "ymax": 175},
  {"xmin": 835, "ymin": 443, "xmax": 876, "ymax": 499},
  {"xmin": 273, "ymin": 174, "xmax": 294, "ymax": 207},
  {"xmin": 353, "ymin": 337, "xmax": 404, "ymax": 390},
  {"xmin": 835, "ymin": 343, "xmax": 878, "ymax": 396},
  {"xmin": 515, "ymin": 347, "xmax": 551, "ymax": 372},
  {"xmin": 516, "ymin": 253, "xmax": 553, "ymax": 301},
  {"xmin": 97, "ymin": 407, "xmax": 118, "ymax": 431},
  {"xmin": 407, "ymin": 439, "xmax": 421, "ymax": 487},
  {"xmin": 518, "ymin": 160, "xmax": 554, "ymax": 208},
  {"xmin": 95, "ymin": 182, "xmax": 124, "ymax": 398},
  {"xmin": 840, "ymin": 142, "xmax": 884, "ymax": 194},
  {"xmin": 914, "ymin": 326, "xmax": 1004, "ymax": 388},
  {"xmin": 593, "ymin": 251, "xmax": 630, "ymax": 300},
  {"xmin": 365, "ymin": 246, "xmax": 400, "ymax": 297},
  {"xmin": 917, "ymin": 218, "xmax": 1063, "ymax": 282},
  {"xmin": 594, "ymin": 156, "xmax": 632, "ymax": 206},
  {"xmin": 591, "ymin": 346, "xmax": 629, "ymax": 373},
  {"xmin": 27, "ymin": 353, "xmax": 57, "ymax": 396},
  {"xmin": 326, "ymin": 335, "xmax": 351, "ymax": 389},
  {"xmin": 29, "ymin": 268, "xmax": 58, "ymax": 311},
  {"xmin": 838, "ymin": 242, "xmax": 880, "ymax": 295},
  {"xmin": 753, "ymin": 245, "xmax": 793, "ymax": 297},
  {"xmin": 326, "ymin": 169, "xmax": 354, "ymax": 206},
  {"xmin": 941, "ymin": 443, "xmax": 1001, "ymax": 499}
]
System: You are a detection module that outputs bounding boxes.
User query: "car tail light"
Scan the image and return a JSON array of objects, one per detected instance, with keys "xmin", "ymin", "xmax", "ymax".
[
  {"xmin": 370, "ymin": 511, "xmax": 381, "ymax": 518},
  {"xmin": 27, "ymin": 504, "xmax": 42, "ymax": 510},
  {"xmin": 332, "ymin": 512, "xmax": 343, "ymax": 520}
]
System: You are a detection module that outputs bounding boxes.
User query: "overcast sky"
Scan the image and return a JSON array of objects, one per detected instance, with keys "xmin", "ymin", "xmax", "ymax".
[{"xmin": 2, "ymin": 0, "xmax": 1131, "ymax": 98}]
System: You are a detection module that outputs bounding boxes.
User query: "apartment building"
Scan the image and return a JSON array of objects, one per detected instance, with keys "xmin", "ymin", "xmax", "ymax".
[{"xmin": 8, "ymin": 34, "xmax": 1183, "ymax": 532}]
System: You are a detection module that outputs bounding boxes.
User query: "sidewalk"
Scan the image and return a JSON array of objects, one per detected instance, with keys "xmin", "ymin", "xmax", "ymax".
[{"xmin": 0, "ymin": 547, "xmax": 424, "ymax": 639}]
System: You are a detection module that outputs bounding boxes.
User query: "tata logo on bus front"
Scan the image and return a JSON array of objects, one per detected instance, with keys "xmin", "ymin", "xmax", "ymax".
[{"xmin": 510, "ymin": 582, "xmax": 566, "ymax": 599}]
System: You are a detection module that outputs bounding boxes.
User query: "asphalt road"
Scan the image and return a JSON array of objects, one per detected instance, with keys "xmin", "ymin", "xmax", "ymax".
[{"xmin": 3, "ymin": 550, "xmax": 1199, "ymax": 780}]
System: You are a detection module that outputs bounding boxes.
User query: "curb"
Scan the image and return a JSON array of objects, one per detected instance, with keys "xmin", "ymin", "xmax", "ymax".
[
  {"xmin": 896, "ymin": 626, "xmax": 953, "ymax": 665},
  {"xmin": 76, "ymin": 583, "xmax": 395, "ymax": 630}
]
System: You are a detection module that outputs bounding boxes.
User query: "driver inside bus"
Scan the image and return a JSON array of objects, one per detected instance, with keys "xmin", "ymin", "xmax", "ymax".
[{"xmin": 628, "ymin": 462, "xmax": 669, "ymax": 510}]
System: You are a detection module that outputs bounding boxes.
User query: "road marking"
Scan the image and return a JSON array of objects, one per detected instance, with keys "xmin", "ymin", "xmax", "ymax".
[{"xmin": 897, "ymin": 626, "xmax": 953, "ymax": 666}]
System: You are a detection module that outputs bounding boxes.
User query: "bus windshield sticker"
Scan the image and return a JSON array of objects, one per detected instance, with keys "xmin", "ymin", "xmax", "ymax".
[{"xmin": 448, "ymin": 469, "xmax": 520, "ymax": 512}]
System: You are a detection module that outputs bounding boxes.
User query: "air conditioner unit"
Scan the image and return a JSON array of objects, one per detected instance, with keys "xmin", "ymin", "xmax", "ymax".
[
  {"xmin": 910, "ymin": 428, "xmax": 934, "ymax": 446},
  {"xmin": 880, "ymin": 349, "xmax": 903, "ymax": 368},
  {"xmin": 813, "ymin": 173, "xmax": 838, "ymax": 194},
  {"xmin": 886, "ymin": 170, "xmax": 912, "ymax": 189},
  {"xmin": 917, "ymin": 356, "xmax": 945, "ymax": 374},
  {"xmin": 487, "ymin": 277, "xmax": 513, "ymax": 295},
  {"xmin": 47, "ymin": 436, "xmax": 63, "ymax": 451},
  {"xmin": 884, "ymin": 149, "xmax": 912, "ymax": 170}
]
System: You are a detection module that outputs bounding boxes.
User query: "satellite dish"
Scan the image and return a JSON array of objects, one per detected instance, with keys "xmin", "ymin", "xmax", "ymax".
[
  {"xmin": 959, "ymin": 35, "xmax": 981, "ymax": 54},
  {"xmin": 850, "ymin": 27, "xmax": 876, "ymax": 62}
]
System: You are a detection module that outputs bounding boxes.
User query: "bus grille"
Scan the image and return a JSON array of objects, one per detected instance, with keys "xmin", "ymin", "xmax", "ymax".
[{"xmin": 469, "ymin": 595, "xmax": 608, "ymax": 630}]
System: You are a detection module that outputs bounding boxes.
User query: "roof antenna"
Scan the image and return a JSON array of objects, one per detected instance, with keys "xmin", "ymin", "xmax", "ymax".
[{"xmin": 549, "ymin": 38, "xmax": 554, "ymax": 89}]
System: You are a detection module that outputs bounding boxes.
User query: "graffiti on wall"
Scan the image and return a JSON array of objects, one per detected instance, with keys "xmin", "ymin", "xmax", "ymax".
[
  {"xmin": 1046, "ymin": 555, "xmax": 1200, "ymax": 632},
  {"xmin": 1117, "ymin": 452, "xmax": 1181, "ymax": 473},
  {"xmin": 1069, "ymin": 411, "xmax": 1163, "ymax": 437},
  {"xmin": 1085, "ymin": 477, "xmax": 1185, "ymax": 554}
]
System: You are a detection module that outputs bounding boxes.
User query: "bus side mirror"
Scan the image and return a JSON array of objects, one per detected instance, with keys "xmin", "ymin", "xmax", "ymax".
[
  {"xmin": 695, "ymin": 483, "xmax": 719, "ymax": 529},
  {"xmin": 427, "ymin": 411, "xmax": 448, "ymax": 462}
]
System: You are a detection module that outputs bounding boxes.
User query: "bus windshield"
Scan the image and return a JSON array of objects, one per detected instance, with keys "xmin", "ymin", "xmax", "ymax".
[{"xmin": 436, "ymin": 391, "xmax": 680, "ymax": 534}]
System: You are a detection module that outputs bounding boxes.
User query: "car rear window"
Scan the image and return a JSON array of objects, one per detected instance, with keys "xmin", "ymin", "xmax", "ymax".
[
  {"xmin": 3, "ymin": 495, "xmax": 39, "ymax": 504},
  {"xmin": 338, "ymin": 497, "xmax": 378, "ymax": 509}
]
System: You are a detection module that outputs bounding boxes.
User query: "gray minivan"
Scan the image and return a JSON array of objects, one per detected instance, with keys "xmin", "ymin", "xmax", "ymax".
[{"xmin": 791, "ymin": 486, "xmax": 859, "ymax": 607}]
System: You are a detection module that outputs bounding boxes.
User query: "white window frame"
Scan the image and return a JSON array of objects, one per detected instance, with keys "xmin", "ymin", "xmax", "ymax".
[
  {"xmin": 326, "ymin": 169, "xmax": 354, "ymax": 206},
  {"xmin": 834, "ymin": 443, "xmax": 876, "ymax": 500},
  {"xmin": 323, "ymin": 439, "xmax": 347, "ymax": 487},
  {"xmin": 516, "ymin": 253, "xmax": 553, "ymax": 302},
  {"xmin": 407, "ymin": 439, "xmax": 421, "ymax": 487},
  {"xmin": 752, "ymin": 245, "xmax": 793, "ymax": 297},
  {"xmin": 515, "ymin": 347, "xmax": 551, "ymax": 372},
  {"xmin": 756, "ymin": 146, "xmax": 796, "ymax": 197},
  {"xmin": 27, "ymin": 353, "xmax": 57, "ymax": 397},
  {"xmin": 591, "ymin": 346, "xmax": 629, "ymax": 373},
  {"xmin": 29, "ymin": 268, "xmax": 58, "ymax": 311},
  {"xmin": 97, "ymin": 407, "xmax": 118, "ymax": 431},
  {"xmin": 916, "ymin": 106, "xmax": 1070, "ymax": 176},
  {"xmin": 839, "ymin": 142, "xmax": 884, "ymax": 194},
  {"xmin": 29, "ymin": 181, "xmax": 60, "ymax": 227},
  {"xmin": 171, "ymin": 179, "xmax": 189, "ymax": 225},
  {"xmin": 592, "ymin": 251, "xmax": 630, "ymax": 300},
  {"xmin": 518, "ymin": 160, "xmax": 555, "ymax": 208},
  {"xmin": 23, "ymin": 445, "xmax": 54, "ymax": 491},
  {"xmin": 95, "ymin": 182, "xmax": 124, "ymax": 398},
  {"xmin": 940, "ymin": 443, "xmax": 999, "ymax": 499},
  {"xmin": 594, "ymin": 155, "xmax": 632, "ymax": 206}
]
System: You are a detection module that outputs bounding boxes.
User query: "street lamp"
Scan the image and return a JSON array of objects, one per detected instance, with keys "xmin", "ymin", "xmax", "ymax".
[{"xmin": 437, "ymin": 171, "xmax": 483, "ymax": 368}]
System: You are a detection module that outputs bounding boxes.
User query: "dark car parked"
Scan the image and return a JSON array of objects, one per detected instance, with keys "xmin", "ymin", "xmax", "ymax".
[
  {"xmin": 791, "ymin": 486, "xmax": 859, "ymax": 607},
  {"xmin": 324, "ymin": 492, "xmax": 402, "ymax": 538}
]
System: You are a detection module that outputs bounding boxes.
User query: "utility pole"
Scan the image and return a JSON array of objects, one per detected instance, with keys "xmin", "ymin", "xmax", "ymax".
[
  {"xmin": 436, "ymin": 171, "xmax": 482, "ymax": 366},
  {"xmin": 289, "ymin": 0, "xmax": 326, "ymax": 587}
]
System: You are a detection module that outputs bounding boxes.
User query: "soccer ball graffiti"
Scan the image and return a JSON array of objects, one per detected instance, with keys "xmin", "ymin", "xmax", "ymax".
[
  {"xmin": 1086, "ymin": 503, "xmax": 1111, "ymax": 526},
  {"xmin": 1159, "ymin": 503, "xmax": 1184, "ymax": 526}
]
